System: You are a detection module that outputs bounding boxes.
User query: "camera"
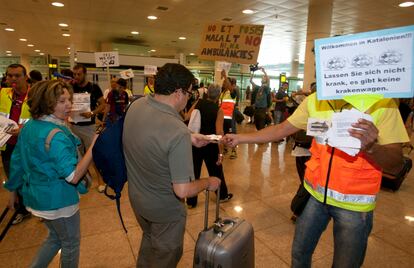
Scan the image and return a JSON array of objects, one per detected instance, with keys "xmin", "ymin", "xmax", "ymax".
[{"xmin": 249, "ymin": 63, "xmax": 259, "ymax": 72}]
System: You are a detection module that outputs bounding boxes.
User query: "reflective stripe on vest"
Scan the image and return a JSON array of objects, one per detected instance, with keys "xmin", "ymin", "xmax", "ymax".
[
  {"xmin": 304, "ymin": 93, "xmax": 394, "ymax": 212},
  {"xmin": 303, "ymin": 179, "xmax": 376, "ymax": 212}
]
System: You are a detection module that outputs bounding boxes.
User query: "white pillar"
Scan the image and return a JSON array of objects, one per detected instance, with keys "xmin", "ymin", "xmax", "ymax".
[{"xmin": 303, "ymin": 0, "xmax": 333, "ymax": 91}]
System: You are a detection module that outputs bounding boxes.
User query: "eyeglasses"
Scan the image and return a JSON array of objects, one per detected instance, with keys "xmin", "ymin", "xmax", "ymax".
[{"xmin": 179, "ymin": 88, "xmax": 192, "ymax": 98}]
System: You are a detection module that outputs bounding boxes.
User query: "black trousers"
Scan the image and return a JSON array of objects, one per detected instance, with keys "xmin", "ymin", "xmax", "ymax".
[
  {"xmin": 2, "ymin": 144, "xmax": 29, "ymax": 214},
  {"xmin": 187, "ymin": 144, "xmax": 229, "ymax": 206}
]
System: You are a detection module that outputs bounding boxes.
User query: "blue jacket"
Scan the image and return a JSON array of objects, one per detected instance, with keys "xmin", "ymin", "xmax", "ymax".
[{"xmin": 4, "ymin": 119, "xmax": 85, "ymax": 211}]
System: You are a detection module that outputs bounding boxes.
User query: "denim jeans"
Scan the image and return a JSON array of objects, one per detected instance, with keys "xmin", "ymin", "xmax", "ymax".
[
  {"xmin": 30, "ymin": 211, "xmax": 80, "ymax": 268},
  {"xmin": 292, "ymin": 196, "xmax": 373, "ymax": 268}
]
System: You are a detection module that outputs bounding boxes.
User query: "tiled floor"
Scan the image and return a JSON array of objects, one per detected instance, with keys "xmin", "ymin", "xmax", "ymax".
[{"xmin": 1, "ymin": 123, "xmax": 414, "ymax": 267}]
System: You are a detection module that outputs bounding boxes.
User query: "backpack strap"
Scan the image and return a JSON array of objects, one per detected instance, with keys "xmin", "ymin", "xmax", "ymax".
[{"xmin": 45, "ymin": 128, "xmax": 63, "ymax": 152}]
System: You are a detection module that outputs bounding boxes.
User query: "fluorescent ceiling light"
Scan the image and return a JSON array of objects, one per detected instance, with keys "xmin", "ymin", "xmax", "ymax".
[
  {"xmin": 150, "ymin": 49, "xmax": 156, "ymax": 52},
  {"xmin": 5, "ymin": 28, "xmax": 15, "ymax": 32},
  {"xmin": 34, "ymin": 49, "xmax": 40, "ymax": 52},
  {"xmin": 399, "ymin": 1, "xmax": 414, "ymax": 7},
  {"xmin": 19, "ymin": 38, "xmax": 27, "ymax": 41},
  {"xmin": 67, "ymin": 47, "xmax": 70, "ymax": 49},
  {"xmin": 178, "ymin": 36, "xmax": 186, "ymax": 40},
  {"xmin": 62, "ymin": 33, "xmax": 70, "ymax": 37},
  {"xmin": 242, "ymin": 9, "xmax": 255, "ymax": 14},
  {"xmin": 27, "ymin": 44, "xmax": 34, "ymax": 47},
  {"xmin": 131, "ymin": 31, "xmax": 139, "ymax": 35},
  {"xmin": 6, "ymin": 50, "xmax": 11, "ymax": 53},
  {"xmin": 51, "ymin": 2, "xmax": 64, "ymax": 7},
  {"xmin": 6, "ymin": 54, "xmax": 12, "ymax": 57},
  {"xmin": 39, "ymin": 53, "xmax": 45, "ymax": 55},
  {"xmin": 147, "ymin": 15, "xmax": 158, "ymax": 20},
  {"xmin": 189, "ymin": 53, "xmax": 195, "ymax": 55},
  {"xmin": 59, "ymin": 23, "xmax": 68, "ymax": 27}
]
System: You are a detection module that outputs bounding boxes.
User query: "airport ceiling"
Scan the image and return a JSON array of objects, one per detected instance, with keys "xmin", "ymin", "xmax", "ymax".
[{"xmin": 0, "ymin": 0, "xmax": 413, "ymax": 66}]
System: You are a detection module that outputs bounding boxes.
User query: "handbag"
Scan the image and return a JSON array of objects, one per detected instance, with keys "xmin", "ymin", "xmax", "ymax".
[
  {"xmin": 243, "ymin": 105, "xmax": 254, "ymax": 117},
  {"xmin": 235, "ymin": 109, "xmax": 244, "ymax": 124}
]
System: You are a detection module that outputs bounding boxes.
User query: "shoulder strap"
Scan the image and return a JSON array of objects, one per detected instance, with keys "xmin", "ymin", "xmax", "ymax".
[{"xmin": 45, "ymin": 128, "xmax": 63, "ymax": 152}]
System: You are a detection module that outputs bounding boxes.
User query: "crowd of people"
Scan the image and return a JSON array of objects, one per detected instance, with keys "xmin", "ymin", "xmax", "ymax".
[{"xmin": 0, "ymin": 61, "xmax": 411, "ymax": 268}]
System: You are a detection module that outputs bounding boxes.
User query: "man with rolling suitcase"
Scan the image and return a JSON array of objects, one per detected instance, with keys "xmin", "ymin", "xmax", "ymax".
[{"xmin": 123, "ymin": 63, "xmax": 220, "ymax": 267}]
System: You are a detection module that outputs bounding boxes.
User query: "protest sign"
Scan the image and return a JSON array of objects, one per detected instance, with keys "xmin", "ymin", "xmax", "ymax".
[
  {"xmin": 315, "ymin": 25, "xmax": 414, "ymax": 100},
  {"xmin": 94, "ymin": 51, "xmax": 120, "ymax": 67},
  {"xmin": 120, "ymin": 68, "xmax": 134, "ymax": 79},
  {"xmin": 198, "ymin": 23, "xmax": 264, "ymax": 64},
  {"xmin": 144, "ymin": 65, "xmax": 157, "ymax": 75}
]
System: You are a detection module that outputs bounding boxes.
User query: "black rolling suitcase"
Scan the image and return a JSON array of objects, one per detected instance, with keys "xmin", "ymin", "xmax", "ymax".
[
  {"xmin": 381, "ymin": 156, "xmax": 412, "ymax": 191},
  {"xmin": 0, "ymin": 207, "xmax": 18, "ymax": 242},
  {"xmin": 193, "ymin": 190, "xmax": 254, "ymax": 268}
]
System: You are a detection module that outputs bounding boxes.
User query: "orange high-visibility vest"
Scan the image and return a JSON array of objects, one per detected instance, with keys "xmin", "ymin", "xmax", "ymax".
[
  {"xmin": 219, "ymin": 90, "xmax": 236, "ymax": 120},
  {"xmin": 303, "ymin": 93, "xmax": 399, "ymax": 212}
]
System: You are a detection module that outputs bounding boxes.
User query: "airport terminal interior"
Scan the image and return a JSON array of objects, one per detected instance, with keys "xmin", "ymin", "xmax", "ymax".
[
  {"xmin": 1, "ymin": 125, "xmax": 414, "ymax": 267},
  {"xmin": 1, "ymin": 0, "xmax": 414, "ymax": 267}
]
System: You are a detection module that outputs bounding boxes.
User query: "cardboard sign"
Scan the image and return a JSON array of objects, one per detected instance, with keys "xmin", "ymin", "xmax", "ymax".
[
  {"xmin": 94, "ymin": 51, "xmax": 120, "ymax": 67},
  {"xmin": 120, "ymin": 68, "xmax": 134, "ymax": 79},
  {"xmin": 198, "ymin": 23, "xmax": 264, "ymax": 64},
  {"xmin": 315, "ymin": 25, "xmax": 414, "ymax": 100},
  {"xmin": 144, "ymin": 65, "xmax": 157, "ymax": 75}
]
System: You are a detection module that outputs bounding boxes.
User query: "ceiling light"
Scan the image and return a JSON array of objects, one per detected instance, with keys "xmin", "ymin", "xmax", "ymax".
[
  {"xmin": 39, "ymin": 53, "xmax": 45, "ymax": 55},
  {"xmin": 34, "ymin": 49, "xmax": 40, "ymax": 52},
  {"xmin": 6, "ymin": 54, "xmax": 12, "ymax": 57},
  {"xmin": 147, "ymin": 15, "xmax": 158, "ymax": 20},
  {"xmin": 59, "ymin": 23, "xmax": 68, "ymax": 27},
  {"xmin": 51, "ymin": 2, "xmax": 64, "ymax": 7},
  {"xmin": 62, "ymin": 33, "xmax": 70, "ymax": 37},
  {"xmin": 399, "ymin": 1, "xmax": 414, "ymax": 7},
  {"xmin": 5, "ymin": 28, "xmax": 15, "ymax": 32},
  {"xmin": 242, "ymin": 9, "xmax": 255, "ymax": 14},
  {"xmin": 67, "ymin": 47, "xmax": 70, "ymax": 49},
  {"xmin": 113, "ymin": 48, "xmax": 118, "ymax": 51},
  {"xmin": 131, "ymin": 31, "xmax": 139, "ymax": 35},
  {"xmin": 189, "ymin": 53, "xmax": 195, "ymax": 55},
  {"xmin": 150, "ymin": 49, "xmax": 156, "ymax": 52},
  {"xmin": 178, "ymin": 37, "xmax": 186, "ymax": 40},
  {"xmin": 6, "ymin": 50, "xmax": 11, "ymax": 53},
  {"xmin": 27, "ymin": 44, "xmax": 34, "ymax": 47},
  {"xmin": 19, "ymin": 38, "xmax": 27, "ymax": 41}
]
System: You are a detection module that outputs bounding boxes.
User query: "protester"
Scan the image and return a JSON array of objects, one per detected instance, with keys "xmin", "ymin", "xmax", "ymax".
[{"xmin": 223, "ymin": 90, "xmax": 408, "ymax": 267}]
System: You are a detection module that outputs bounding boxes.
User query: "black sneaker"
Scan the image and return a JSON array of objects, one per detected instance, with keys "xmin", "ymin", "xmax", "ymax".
[{"xmin": 220, "ymin": 193, "xmax": 234, "ymax": 203}]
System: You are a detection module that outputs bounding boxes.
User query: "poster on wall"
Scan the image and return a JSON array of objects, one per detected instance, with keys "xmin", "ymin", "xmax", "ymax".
[
  {"xmin": 314, "ymin": 25, "xmax": 414, "ymax": 100},
  {"xmin": 198, "ymin": 23, "xmax": 264, "ymax": 65},
  {"xmin": 94, "ymin": 51, "xmax": 120, "ymax": 68}
]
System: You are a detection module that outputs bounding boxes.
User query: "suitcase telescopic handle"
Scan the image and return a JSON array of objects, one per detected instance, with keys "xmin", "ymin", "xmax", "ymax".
[{"xmin": 203, "ymin": 187, "xmax": 220, "ymax": 231}]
